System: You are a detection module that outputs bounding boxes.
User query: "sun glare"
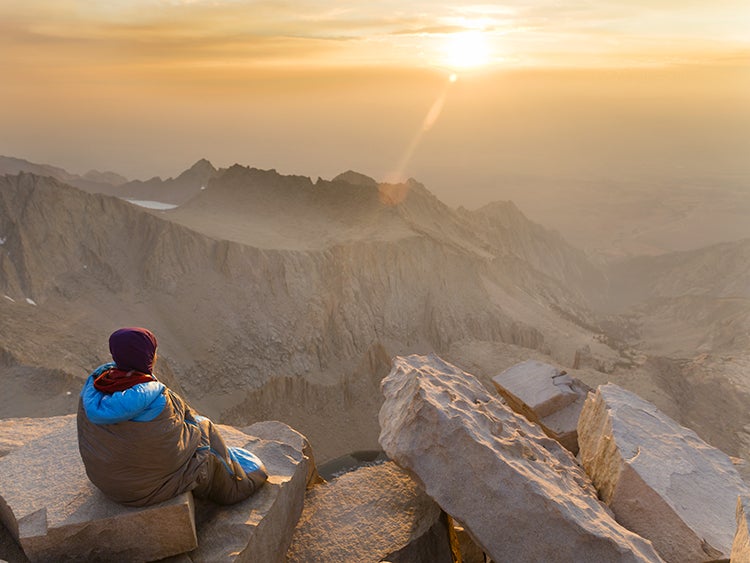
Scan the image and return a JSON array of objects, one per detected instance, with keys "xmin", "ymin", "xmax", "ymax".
[{"xmin": 444, "ymin": 30, "xmax": 491, "ymax": 69}]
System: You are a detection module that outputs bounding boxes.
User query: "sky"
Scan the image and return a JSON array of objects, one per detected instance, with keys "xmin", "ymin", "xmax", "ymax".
[{"xmin": 1, "ymin": 0, "xmax": 749, "ymax": 206}]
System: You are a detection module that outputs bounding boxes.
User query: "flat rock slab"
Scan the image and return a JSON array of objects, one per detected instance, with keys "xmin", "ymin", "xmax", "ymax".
[
  {"xmin": 379, "ymin": 354, "xmax": 663, "ymax": 563},
  {"xmin": 0, "ymin": 415, "xmax": 73, "ymax": 458},
  {"xmin": 286, "ymin": 461, "xmax": 452, "ymax": 563},
  {"xmin": 733, "ymin": 496, "xmax": 750, "ymax": 563},
  {"xmin": 492, "ymin": 360, "xmax": 590, "ymax": 453},
  {"xmin": 0, "ymin": 417, "xmax": 196, "ymax": 562},
  {"xmin": 578, "ymin": 383, "xmax": 749, "ymax": 562},
  {"xmin": 1, "ymin": 417, "xmax": 67, "ymax": 563},
  {"xmin": 179, "ymin": 423, "xmax": 309, "ymax": 563}
]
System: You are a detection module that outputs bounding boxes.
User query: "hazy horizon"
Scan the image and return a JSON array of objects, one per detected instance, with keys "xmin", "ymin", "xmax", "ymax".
[{"xmin": 1, "ymin": 1, "xmax": 749, "ymax": 209}]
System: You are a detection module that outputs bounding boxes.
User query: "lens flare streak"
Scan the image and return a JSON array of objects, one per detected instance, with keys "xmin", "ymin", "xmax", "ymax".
[{"xmin": 387, "ymin": 75, "xmax": 455, "ymax": 184}]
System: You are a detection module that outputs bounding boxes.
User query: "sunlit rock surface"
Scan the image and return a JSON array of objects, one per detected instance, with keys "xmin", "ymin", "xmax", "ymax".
[
  {"xmin": 286, "ymin": 461, "xmax": 452, "ymax": 563},
  {"xmin": 0, "ymin": 416, "xmax": 196, "ymax": 562},
  {"xmin": 378, "ymin": 354, "xmax": 663, "ymax": 563},
  {"xmin": 0, "ymin": 415, "xmax": 72, "ymax": 458},
  {"xmin": 240, "ymin": 420, "xmax": 323, "ymax": 488},
  {"xmin": 733, "ymin": 496, "xmax": 750, "ymax": 563},
  {"xmin": 491, "ymin": 359, "xmax": 591, "ymax": 453},
  {"xmin": 578, "ymin": 383, "xmax": 749, "ymax": 562}
]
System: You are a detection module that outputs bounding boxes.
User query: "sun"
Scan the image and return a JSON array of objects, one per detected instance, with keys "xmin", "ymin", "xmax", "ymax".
[{"xmin": 443, "ymin": 30, "xmax": 491, "ymax": 69}]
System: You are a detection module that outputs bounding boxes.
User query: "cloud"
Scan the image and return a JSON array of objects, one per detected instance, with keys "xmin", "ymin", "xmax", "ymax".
[
  {"xmin": 390, "ymin": 25, "xmax": 483, "ymax": 36},
  {"xmin": 1, "ymin": 0, "xmax": 748, "ymax": 76}
]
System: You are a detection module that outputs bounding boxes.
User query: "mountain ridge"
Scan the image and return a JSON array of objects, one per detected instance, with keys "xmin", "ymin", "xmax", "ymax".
[
  {"xmin": 0, "ymin": 155, "xmax": 125, "ymax": 195},
  {"xmin": 115, "ymin": 158, "xmax": 218, "ymax": 204},
  {"xmin": 1, "ymin": 170, "xmax": 601, "ymax": 459},
  {"xmin": 3, "ymin": 160, "xmax": 748, "ymax": 463}
]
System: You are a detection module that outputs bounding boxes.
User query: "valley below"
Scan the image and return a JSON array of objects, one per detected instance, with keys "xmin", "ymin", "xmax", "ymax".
[{"xmin": 1, "ymin": 157, "xmax": 749, "ymax": 466}]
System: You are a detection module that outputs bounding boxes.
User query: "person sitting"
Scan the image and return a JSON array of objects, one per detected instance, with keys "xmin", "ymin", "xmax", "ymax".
[{"xmin": 77, "ymin": 327, "xmax": 267, "ymax": 507}]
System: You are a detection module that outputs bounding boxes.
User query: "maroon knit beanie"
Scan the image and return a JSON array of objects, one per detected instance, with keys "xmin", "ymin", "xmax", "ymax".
[{"xmin": 109, "ymin": 327, "xmax": 158, "ymax": 374}]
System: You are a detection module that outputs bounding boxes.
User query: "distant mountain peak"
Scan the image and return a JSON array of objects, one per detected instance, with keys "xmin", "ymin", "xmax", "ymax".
[
  {"xmin": 174, "ymin": 158, "xmax": 217, "ymax": 184},
  {"xmin": 177, "ymin": 159, "xmax": 216, "ymax": 180},
  {"xmin": 188, "ymin": 158, "xmax": 215, "ymax": 172},
  {"xmin": 332, "ymin": 171, "xmax": 378, "ymax": 188},
  {"xmin": 111, "ymin": 160, "xmax": 220, "ymax": 205}
]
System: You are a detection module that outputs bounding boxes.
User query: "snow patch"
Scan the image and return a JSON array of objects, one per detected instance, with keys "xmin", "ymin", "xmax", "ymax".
[
  {"xmin": 0, "ymin": 236, "xmax": 6, "ymax": 245},
  {"xmin": 124, "ymin": 199, "xmax": 178, "ymax": 210},
  {"xmin": 4, "ymin": 295, "xmax": 15, "ymax": 302},
  {"xmin": 25, "ymin": 298, "xmax": 37, "ymax": 306}
]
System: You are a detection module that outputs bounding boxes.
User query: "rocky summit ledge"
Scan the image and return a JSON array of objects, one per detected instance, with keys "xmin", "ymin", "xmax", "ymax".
[
  {"xmin": 0, "ymin": 416, "xmax": 196, "ymax": 562},
  {"xmin": 378, "ymin": 354, "xmax": 664, "ymax": 563},
  {"xmin": 0, "ymin": 416, "xmax": 313, "ymax": 563}
]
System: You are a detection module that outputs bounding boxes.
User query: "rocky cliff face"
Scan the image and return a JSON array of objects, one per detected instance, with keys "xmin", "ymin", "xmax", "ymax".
[
  {"xmin": 6, "ymin": 164, "xmax": 743, "ymax": 462},
  {"xmin": 0, "ymin": 169, "xmax": 605, "ymax": 459}
]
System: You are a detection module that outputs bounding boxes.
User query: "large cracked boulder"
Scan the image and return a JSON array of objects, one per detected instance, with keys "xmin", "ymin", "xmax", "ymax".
[
  {"xmin": 0, "ymin": 416, "xmax": 197, "ymax": 562},
  {"xmin": 179, "ymin": 422, "xmax": 310, "ymax": 563},
  {"xmin": 491, "ymin": 360, "xmax": 590, "ymax": 453},
  {"xmin": 286, "ymin": 461, "xmax": 452, "ymax": 563},
  {"xmin": 578, "ymin": 383, "xmax": 750, "ymax": 562},
  {"xmin": 378, "ymin": 354, "xmax": 663, "ymax": 563}
]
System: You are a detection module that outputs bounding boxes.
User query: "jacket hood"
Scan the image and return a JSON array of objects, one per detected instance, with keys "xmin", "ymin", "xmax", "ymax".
[{"xmin": 81, "ymin": 363, "xmax": 166, "ymax": 424}]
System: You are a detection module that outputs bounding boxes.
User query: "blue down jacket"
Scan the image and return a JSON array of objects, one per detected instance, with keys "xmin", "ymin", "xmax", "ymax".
[{"xmin": 77, "ymin": 363, "xmax": 266, "ymax": 507}]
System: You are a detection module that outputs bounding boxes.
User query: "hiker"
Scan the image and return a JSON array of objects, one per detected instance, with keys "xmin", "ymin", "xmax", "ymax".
[{"xmin": 77, "ymin": 327, "xmax": 267, "ymax": 507}]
